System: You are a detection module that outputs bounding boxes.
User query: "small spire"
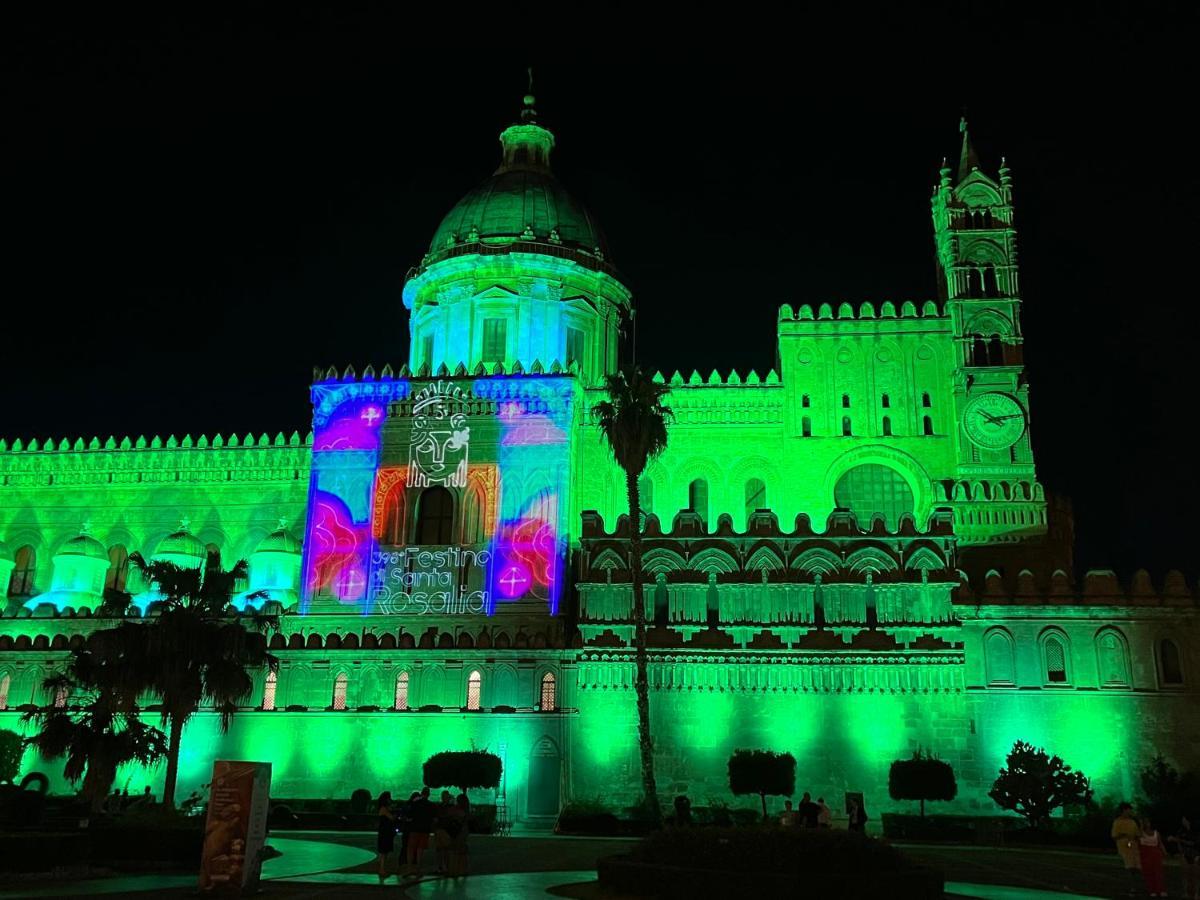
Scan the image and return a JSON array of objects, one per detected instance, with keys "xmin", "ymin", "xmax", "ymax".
[
  {"xmin": 178, "ymin": 515, "xmax": 191, "ymax": 532},
  {"xmin": 521, "ymin": 66, "xmax": 538, "ymax": 123},
  {"xmin": 277, "ymin": 516, "xmax": 289, "ymax": 530},
  {"xmin": 79, "ymin": 518, "xmax": 93, "ymax": 536},
  {"xmin": 957, "ymin": 115, "xmax": 981, "ymax": 182}
]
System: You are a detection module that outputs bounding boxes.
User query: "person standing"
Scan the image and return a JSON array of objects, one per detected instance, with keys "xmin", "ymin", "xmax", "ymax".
[
  {"xmin": 1139, "ymin": 818, "xmax": 1167, "ymax": 897},
  {"xmin": 1169, "ymin": 816, "xmax": 1199, "ymax": 900},
  {"xmin": 673, "ymin": 794, "xmax": 692, "ymax": 827},
  {"xmin": 406, "ymin": 787, "xmax": 435, "ymax": 876},
  {"xmin": 448, "ymin": 793, "xmax": 471, "ymax": 877},
  {"xmin": 375, "ymin": 792, "xmax": 396, "ymax": 884},
  {"xmin": 1111, "ymin": 802, "xmax": 1142, "ymax": 894},
  {"xmin": 847, "ymin": 797, "xmax": 869, "ymax": 832},
  {"xmin": 816, "ymin": 797, "xmax": 832, "ymax": 828},
  {"xmin": 779, "ymin": 800, "xmax": 796, "ymax": 827},
  {"xmin": 398, "ymin": 791, "xmax": 419, "ymax": 870},
  {"xmin": 433, "ymin": 790, "xmax": 454, "ymax": 876},
  {"xmin": 797, "ymin": 792, "xmax": 820, "ymax": 829}
]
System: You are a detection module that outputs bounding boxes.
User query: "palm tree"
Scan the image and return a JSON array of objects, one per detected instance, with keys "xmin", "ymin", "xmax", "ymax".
[
  {"xmin": 593, "ymin": 366, "xmax": 672, "ymax": 825},
  {"xmin": 126, "ymin": 551, "xmax": 276, "ymax": 808},
  {"xmin": 23, "ymin": 662, "xmax": 168, "ymax": 813}
]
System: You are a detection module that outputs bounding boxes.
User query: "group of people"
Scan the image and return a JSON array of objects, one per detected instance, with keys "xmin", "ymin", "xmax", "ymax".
[
  {"xmin": 101, "ymin": 785, "xmax": 155, "ymax": 814},
  {"xmin": 780, "ymin": 792, "xmax": 869, "ymax": 831},
  {"xmin": 376, "ymin": 786, "xmax": 472, "ymax": 883},
  {"xmin": 1112, "ymin": 804, "xmax": 1198, "ymax": 898}
]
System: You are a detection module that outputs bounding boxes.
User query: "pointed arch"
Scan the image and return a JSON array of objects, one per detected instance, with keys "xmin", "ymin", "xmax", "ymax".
[
  {"xmin": 845, "ymin": 547, "xmax": 899, "ymax": 575},
  {"xmin": 794, "ymin": 547, "xmax": 841, "ymax": 576},
  {"xmin": 689, "ymin": 548, "xmax": 738, "ymax": 576},
  {"xmin": 640, "ymin": 548, "xmax": 686, "ymax": 575},
  {"xmin": 745, "ymin": 545, "xmax": 786, "ymax": 573}
]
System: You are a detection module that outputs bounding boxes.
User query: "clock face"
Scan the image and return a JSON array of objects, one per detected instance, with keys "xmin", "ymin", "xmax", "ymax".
[{"xmin": 963, "ymin": 393, "xmax": 1026, "ymax": 450}]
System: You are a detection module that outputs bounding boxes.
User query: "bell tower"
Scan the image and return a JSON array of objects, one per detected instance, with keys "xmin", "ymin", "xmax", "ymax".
[{"xmin": 932, "ymin": 120, "xmax": 1046, "ymax": 548}]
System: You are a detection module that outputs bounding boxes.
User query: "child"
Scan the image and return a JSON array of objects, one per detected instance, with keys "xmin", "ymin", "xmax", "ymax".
[{"xmin": 1139, "ymin": 817, "xmax": 1167, "ymax": 897}]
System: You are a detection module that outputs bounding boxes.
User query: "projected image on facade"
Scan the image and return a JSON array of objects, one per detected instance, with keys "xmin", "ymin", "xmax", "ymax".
[{"xmin": 302, "ymin": 374, "xmax": 573, "ymax": 616}]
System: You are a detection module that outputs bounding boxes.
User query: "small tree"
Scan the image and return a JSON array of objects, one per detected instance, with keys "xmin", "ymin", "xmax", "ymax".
[
  {"xmin": 889, "ymin": 749, "xmax": 957, "ymax": 817},
  {"xmin": 728, "ymin": 749, "xmax": 796, "ymax": 822},
  {"xmin": 423, "ymin": 750, "xmax": 502, "ymax": 795},
  {"xmin": 1140, "ymin": 756, "xmax": 1197, "ymax": 829},
  {"xmin": 988, "ymin": 740, "xmax": 1092, "ymax": 828},
  {"xmin": 0, "ymin": 729, "xmax": 23, "ymax": 783},
  {"xmin": 23, "ymin": 673, "xmax": 168, "ymax": 812}
]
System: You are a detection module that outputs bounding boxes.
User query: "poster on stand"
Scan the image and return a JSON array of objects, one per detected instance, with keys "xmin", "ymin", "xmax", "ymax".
[{"xmin": 198, "ymin": 760, "xmax": 273, "ymax": 894}]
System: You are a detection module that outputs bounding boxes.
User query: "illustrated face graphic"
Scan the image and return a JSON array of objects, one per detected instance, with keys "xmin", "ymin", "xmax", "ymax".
[{"xmin": 408, "ymin": 382, "xmax": 470, "ymax": 487}]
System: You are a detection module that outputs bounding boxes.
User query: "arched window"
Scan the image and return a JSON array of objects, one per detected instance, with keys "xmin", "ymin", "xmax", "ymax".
[
  {"xmin": 923, "ymin": 416, "xmax": 934, "ymax": 436},
  {"xmin": 415, "ymin": 486, "xmax": 455, "ymax": 545},
  {"xmin": 970, "ymin": 335, "xmax": 989, "ymax": 366},
  {"xmin": 461, "ymin": 488, "xmax": 484, "ymax": 545},
  {"xmin": 983, "ymin": 267, "xmax": 999, "ymax": 297},
  {"xmin": 466, "ymin": 670, "xmax": 482, "ymax": 710},
  {"xmin": 921, "ymin": 392, "xmax": 932, "ymax": 408},
  {"xmin": 842, "ymin": 416, "xmax": 852, "ymax": 436},
  {"xmin": 637, "ymin": 476, "xmax": 654, "ymax": 528},
  {"xmin": 688, "ymin": 479, "xmax": 709, "ymax": 529},
  {"xmin": 834, "ymin": 464, "xmax": 914, "ymax": 531},
  {"xmin": 540, "ymin": 672, "xmax": 556, "ymax": 711},
  {"xmin": 383, "ymin": 488, "xmax": 407, "ymax": 545},
  {"xmin": 985, "ymin": 629, "xmax": 1016, "ymax": 685},
  {"xmin": 9, "ymin": 545, "xmax": 36, "ymax": 598},
  {"xmin": 1042, "ymin": 633, "xmax": 1069, "ymax": 684},
  {"xmin": 0, "ymin": 674, "xmax": 9, "ymax": 710},
  {"xmin": 802, "ymin": 416, "xmax": 812, "ymax": 437},
  {"xmin": 880, "ymin": 393, "xmax": 890, "ymax": 408},
  {"xmin": 262, "ymin": 669, "xmax": 277, "ymax": 711},
  {"xmin": 1159, "ymin": 639, "xmax": 1184, "ymax": 686},
  {"xmin": 332, "ymin": 672, "xmax": 349, "ymax": 711},
  {"xmin": 1096, "ymin": 630, "xmax": 1130, "ymax": 687},
  {"xmin": 744, "ymin": 478, "xmax": 766, "ymax": 522},
  {"xmin": 841, "ymin": 394, "xmax": 851, "ymax": 408},
  {"xmin": 395, "ymin": 671, "xmax": 410, "ymax": 710},
  {"xmin": 801, "ymin": 394, "xmax": 811, "ymax": 408},
  {"xmin": 881, "ymin": 416, "xmax": 892, "ymax": 436},
  {"xmin": 988, "ymin": 336, "xmax": 1005, "ymax": 365},
  {"xmin": 104, "ymin": 545, "xmax": 130, "ymax": 593}
]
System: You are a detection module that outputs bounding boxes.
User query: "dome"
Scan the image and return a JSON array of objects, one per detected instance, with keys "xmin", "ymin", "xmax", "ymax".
[
  {"xmin": 419, "ymin": 103, "xmax": 612, "ymax": 273},
  {"xmin": 255, "ymin": 526, "xmax": 301, "ymax": 555},
  {"xmin": 156, "ymin": 524, "xmax": 206, "ymax": 560},
  {"xmin": 55, "ymin": 531, "xmax": 108, "ymax": 561}
]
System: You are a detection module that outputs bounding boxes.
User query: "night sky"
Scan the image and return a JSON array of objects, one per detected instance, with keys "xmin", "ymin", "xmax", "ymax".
[{"xmin": 5, "ymin": 10, "xmax": 1198, "ymax": 580}]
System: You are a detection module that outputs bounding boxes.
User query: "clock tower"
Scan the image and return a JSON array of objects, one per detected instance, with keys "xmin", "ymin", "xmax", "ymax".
[{"xmin": 932, "ymin": 120, "xmax": 1047, "ymax": 549}]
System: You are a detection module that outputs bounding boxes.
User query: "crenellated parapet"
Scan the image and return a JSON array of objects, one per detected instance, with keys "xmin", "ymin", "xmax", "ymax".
[
  {"xmin": 954, "ymin": 567, "xmax": 1195, "ymax": 608},
  {"xmin": 0, "ymin": 431, "xmax": 312, "ymax": 488},
  {"xmin": 778, "ymin": 300, "xmax": 945, "ymax": 322}
]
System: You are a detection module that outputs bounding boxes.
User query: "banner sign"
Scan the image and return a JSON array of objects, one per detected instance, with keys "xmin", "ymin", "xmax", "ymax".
[{"xmin": 198, "ymin": 760, "xmax": 272, "ymax": 894}]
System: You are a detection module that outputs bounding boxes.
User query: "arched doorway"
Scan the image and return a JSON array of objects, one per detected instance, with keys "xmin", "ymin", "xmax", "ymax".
[{"xmin": 527, "ymin": 736, "xmax": 561, "ymax": 817}]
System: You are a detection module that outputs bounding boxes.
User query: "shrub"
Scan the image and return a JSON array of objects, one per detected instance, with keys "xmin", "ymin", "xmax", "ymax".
[
  {"xmin": 350, "ymin": 788, "xmax": 373, "ymax": 813},
  {"xmin": 728, "ymin": 749, "xmax": 795, "ymax": 821},
  {"xmin": 889, "ymin": 750, "xmax": 957, "ymax": 817},
  {"xmin": 0, "ymin": 729, "xmax": 22, "ymax": 783},
  {"xmin": 284, "ymin": 704, "xmax": 307, "ymax": 712},
  {"xmin": 989, "ymin": 740, "xmax": 1092, "ymax": 828},
  {"xmin": 423, "ymin": 750, "xmax": 502, "ymax": 793}
]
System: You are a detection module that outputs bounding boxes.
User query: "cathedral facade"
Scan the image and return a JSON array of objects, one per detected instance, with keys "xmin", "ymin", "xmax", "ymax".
[{"xmin": 0, "ymin": 100, "xmax": 1195, "ymax": 822}]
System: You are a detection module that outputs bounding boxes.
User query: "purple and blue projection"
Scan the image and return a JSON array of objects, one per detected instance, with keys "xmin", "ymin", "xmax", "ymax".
[{"xmin": 301, "ymin": 375, "xmax": 573, "ymax": 617}]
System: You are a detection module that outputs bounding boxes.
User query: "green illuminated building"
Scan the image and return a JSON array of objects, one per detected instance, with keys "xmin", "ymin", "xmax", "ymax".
[{"xmin": 0, "ymin": 100, "xmax": 1195, "ymax": 823}]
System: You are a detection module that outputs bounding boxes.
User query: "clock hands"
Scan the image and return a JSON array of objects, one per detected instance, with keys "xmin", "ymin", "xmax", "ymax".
[{"xmin": 978, "ymin": 410, "xmax": 1023, "ymax": 427}]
